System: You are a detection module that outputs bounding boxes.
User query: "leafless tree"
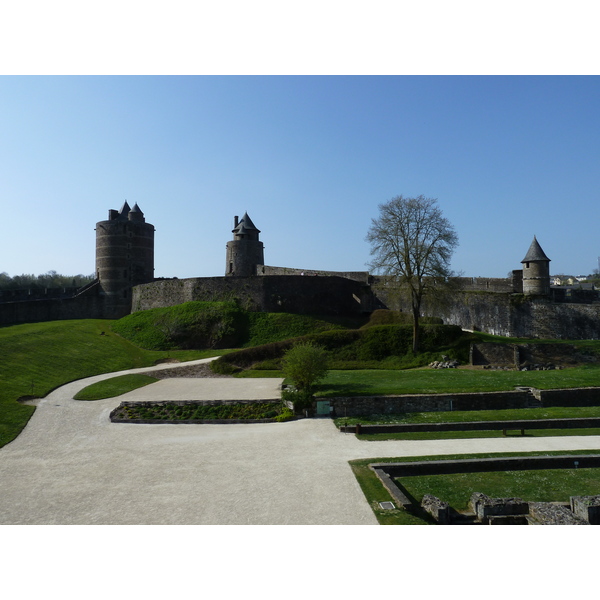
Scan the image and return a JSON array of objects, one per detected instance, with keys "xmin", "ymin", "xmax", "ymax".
[{"xmin": 366, "ymin": 195, "xmax": 458, "ymax": 353}]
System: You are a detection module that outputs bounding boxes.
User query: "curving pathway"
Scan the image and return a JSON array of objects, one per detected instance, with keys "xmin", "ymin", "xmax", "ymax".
[{"xmin": 2, "ymin": 358, "xmax": 600, "ymax": 525}]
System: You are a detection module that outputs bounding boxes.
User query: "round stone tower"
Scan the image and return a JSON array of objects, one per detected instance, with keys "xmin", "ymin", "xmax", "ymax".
[
  {"xmin": 521, "ymin": 236, "xmax": 551, "ymax": 296},
  {"xmin": 225, "ymin": 212, "xmax": 264, "ymax": 276},
  {"xmin": 95, "ymin": 202, "xmax": 155, "ymax": 304}
]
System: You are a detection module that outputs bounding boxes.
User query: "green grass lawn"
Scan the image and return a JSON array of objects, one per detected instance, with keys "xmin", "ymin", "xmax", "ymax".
[
  {"xmin": 73, "ymin": 374, "xmax": 159, "ymax": 400},
  {"xmin": 336, "ymin": 406, "xmax": 600, "ymax": 440},
  {"xmin": 316, "ymin": 365, "xmax": 600, "ymax": 397},
  {"xmin": 399, "ymin": 468, "xmax": 600, "ymax": 513},
  {"xmin": 0, "ymin": 319, "xmax": 214, "ymax": 448},
  {"xmin": 349, "ymin": 450, "xmax": 600, "ymax": 525},
  {"xmin": 355, "ymin": 428, "xmax": 600, "ymax": 441}
]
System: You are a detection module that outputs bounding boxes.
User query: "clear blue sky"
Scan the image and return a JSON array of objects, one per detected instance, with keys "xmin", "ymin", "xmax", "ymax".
[{"xmin": 2, "ymin": 75, "xmax": 599, "ymax": 280}]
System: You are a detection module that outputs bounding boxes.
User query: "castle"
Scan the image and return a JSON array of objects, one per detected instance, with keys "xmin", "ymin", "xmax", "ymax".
[{"xmin": 1, "ymin": 204, "xmax": 599, "ymax": 340}]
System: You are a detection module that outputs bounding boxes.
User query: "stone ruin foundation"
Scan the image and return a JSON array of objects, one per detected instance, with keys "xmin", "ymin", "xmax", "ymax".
[{"xmin": 420, "ymin": 492, "xmax": 600, "ymax": 525}]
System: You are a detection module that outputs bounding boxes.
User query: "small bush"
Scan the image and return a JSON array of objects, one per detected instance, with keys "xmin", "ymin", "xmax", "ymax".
[
  {"xmin": 281, "ymin": 388, "xmax": 314, "ymax": 413},
  {"xmin": 275, "ymin": 406, "xmax": 295, "ymax": 422},
  {"xmin": 282, "ymin": 342, "xmax": 329, "ymax": 393}
]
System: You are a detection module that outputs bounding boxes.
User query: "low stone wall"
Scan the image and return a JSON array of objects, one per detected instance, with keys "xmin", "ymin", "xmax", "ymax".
[
  {"xmin": 421, "ymin": 494, "xmax": 454, "ymax": 524},
  {"xmin": 329, "ymin": 390, "xmax": 533, "ymax": 417},
  {"xmin": 330, "ymin": 386, "xmax": 600, "ymax": 418},
  {"xmin": 339, "ymin": 417, "xmax": 600, "ymax": 434},
  {"xmin": 470, "ymin": 492, "xmax": 529, "ymax": 524},
  {"xmin": 109, "ymin": 399, "xmax": 289, "ymax": 425},
  {"xmin": 370, "ymin": 455, "xmax": 600, "ymax": 478},
  {"xmin": 571, "ymin": 496, "xmax": 600, "ymax": 524},
  {"xmin": 540, "ymin": 387, "xmax": 600, "ymax": 407}
]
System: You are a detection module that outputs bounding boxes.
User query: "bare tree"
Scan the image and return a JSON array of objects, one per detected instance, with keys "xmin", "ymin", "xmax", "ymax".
[{"xmin": 366, "ymin": 195, "xmax": 458, "ymax": 353}]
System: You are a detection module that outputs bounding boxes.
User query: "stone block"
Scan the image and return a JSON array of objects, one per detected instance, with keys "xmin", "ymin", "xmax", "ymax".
[
  {"xmin": 570, "ymin": 496, "xmax": 600, "ymax": 524},
  {"xmin": 529, "ymin": 503, "xmax": 588, "ymax": 525},
  {"xmin": 421, "ymin": 494, "xmax": 452, "ymax": 524}
]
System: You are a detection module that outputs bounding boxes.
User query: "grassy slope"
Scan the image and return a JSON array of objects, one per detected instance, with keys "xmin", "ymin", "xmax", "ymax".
[
  {"xmin": 0, "ymin": 319, "xmax": 210, "ymax": 448},
  {"xmin": 244, "ymin": 312, "xmax": 349, "ymax": 347}
]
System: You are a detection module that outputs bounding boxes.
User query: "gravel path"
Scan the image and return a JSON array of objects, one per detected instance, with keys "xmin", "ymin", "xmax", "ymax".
[{"xmin": 2, "ymin": 358, "xmax": 600, "ymax": 525}]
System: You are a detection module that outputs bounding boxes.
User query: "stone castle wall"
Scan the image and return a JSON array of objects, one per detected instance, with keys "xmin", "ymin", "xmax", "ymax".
[
  {"xmin": 258, "ymin": 265, "xmax": 371, "ymax": 284},
  {"xmin": 372, "ymin": 277, "xmax": 600, "ymax": 339},
  {"xmin": 0, "ymin": 293, "xmax": 126, "ymax": 325},
  {"xmin": 131, "ymin": 275, "xmax": 375, "ymax": 316}
]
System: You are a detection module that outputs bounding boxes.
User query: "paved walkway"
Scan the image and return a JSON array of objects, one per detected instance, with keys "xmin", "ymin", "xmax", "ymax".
[{"xmin": 2, "ymin": 358, "xmax": 600, "ymax": 525}]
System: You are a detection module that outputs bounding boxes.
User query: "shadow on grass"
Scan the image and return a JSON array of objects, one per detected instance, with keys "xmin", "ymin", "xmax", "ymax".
[{"xmin": 392, "ymin": 481, "xmax": 437, "ymax": 525}]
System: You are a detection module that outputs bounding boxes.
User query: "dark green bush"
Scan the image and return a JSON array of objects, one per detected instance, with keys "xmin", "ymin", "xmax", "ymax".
[{"xmin": 281, "ymin": 388, "xmax": 314, "ymax": 412}]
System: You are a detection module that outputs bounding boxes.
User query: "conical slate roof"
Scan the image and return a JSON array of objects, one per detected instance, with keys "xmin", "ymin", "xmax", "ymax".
[
  {"xmin": 233, "ymin": 212, "xmax": 260, "ymax": 234},
  {"xmin": 521, "ymin": 236, "xmax": 550, "ymax": 263},
  {"xmin": 119, "ymin": 201, "xmax": 131, "ymax": 215},
  {"xmin": 130, "ymin": 203, "xmax": 143, "ymax": 215}
]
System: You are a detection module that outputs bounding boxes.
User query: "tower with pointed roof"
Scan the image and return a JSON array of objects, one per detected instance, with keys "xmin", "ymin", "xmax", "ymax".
[
  {"xmin": 521, "ymin": 236, "xmax": 551, "ymax": 296},
  {"xmin": 95, "ymin": 202, "xmax": 155, "ymax": 308},
  {"xmin": 225, "ymin": 212, "xmax": 264, "ymax": 276}
]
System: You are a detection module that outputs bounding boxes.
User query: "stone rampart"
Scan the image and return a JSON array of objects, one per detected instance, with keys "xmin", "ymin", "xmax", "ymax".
[
  {"xmin": 259, "ymin": 265, "xmax": 371, "ymax": 284},
  {"xmin": 0, "ymin": 293, "xmax": 125, "ymax": 325},
  {"xmin": 131, "ymin": 275, "xmax": 375, "ymax": 315},
  {"xmin": 372, "ymin": 279, "xmax": 600, "ymax": 340}
]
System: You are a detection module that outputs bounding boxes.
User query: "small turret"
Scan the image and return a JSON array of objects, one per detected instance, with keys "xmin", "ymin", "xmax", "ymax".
[
  {"xmin": 226, "ymin": 212, "xmax": 264, "ymax": 276},
  {"xmin": 521, "ymin": 236, "xmax": 551, "ymax": 296},
  {"xmin": 128, "ymin": 203, "xmax": 145, "ymax": 222}
]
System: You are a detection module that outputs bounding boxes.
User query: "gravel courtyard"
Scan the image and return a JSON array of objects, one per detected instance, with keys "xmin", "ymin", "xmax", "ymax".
[{"xmin": 2, "ymin": 359, "xmax": 600, "ymax": 525}]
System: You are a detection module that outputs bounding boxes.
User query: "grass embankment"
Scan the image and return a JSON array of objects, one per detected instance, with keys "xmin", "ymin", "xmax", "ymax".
[
  {"xmin": 349, "ymin": 450, "xmax": 600, "ymax": 525},
  {"xmin": 112, "ymin": 301, "xmax": 356, "ymax": 350},
  {"xmin": 0, "ymin": 319, "xmax": 211, "ymax": 448}
]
